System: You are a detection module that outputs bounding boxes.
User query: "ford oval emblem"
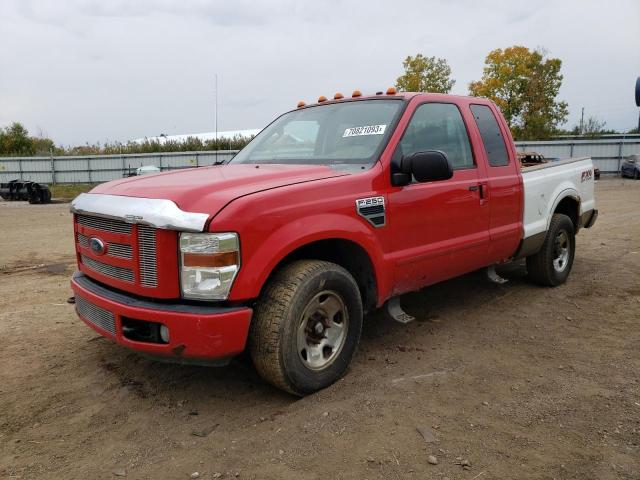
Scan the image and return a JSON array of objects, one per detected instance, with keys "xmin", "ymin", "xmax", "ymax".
[{"xmin": 89, "ymin": 237, "xmax": 106, "ymax": 255}]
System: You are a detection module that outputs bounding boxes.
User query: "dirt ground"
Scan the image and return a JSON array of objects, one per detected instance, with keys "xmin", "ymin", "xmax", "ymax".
[{"xmin": 1, "ymin": 178, "xmax": 639, "ymax": 480}]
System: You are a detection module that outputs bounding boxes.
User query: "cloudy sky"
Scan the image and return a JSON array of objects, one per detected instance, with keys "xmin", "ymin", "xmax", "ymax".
[{"xmin": 1, "ymin": 0, "xmax": 639, "ymax": 145}]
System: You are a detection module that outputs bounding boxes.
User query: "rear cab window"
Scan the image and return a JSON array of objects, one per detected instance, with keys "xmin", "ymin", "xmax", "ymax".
[{"xmin": 469, "ymin": 104, "xmax": 510, "ymax": 167}]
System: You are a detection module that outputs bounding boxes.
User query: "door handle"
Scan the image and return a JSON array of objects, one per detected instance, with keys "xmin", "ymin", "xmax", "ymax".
[
  {"xmin": 479, "ymin": 183, "xmax": 488, "ymax": 205},
  {"xmin": 468, "ymin": 185, "xmax": 479, "ymax": 192}
]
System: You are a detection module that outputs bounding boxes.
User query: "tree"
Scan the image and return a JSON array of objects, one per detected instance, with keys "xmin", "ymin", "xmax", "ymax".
[
  {"xmin": 0, "ymin": 122, "xmax": 36, "ymax": 156},
  {"xmin": 396, "ymin": 54, "xmax": 455, "ymax": 94},
  {"xmin": 580, "ymin": 116, "xmax": 609, "ymax": 137},
  {"xmin": 469, "ymin": 46, "xmax": 568, "ymax": 140}
]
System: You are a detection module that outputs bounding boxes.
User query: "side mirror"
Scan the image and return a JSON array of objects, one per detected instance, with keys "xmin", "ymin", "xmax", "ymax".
[{"xmin": 401, "ymin": 150, "xmax": 453, "ymax": 183}]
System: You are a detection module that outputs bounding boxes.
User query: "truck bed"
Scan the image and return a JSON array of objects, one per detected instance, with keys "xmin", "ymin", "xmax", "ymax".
[{"xmin": 521, "ymin": 157, "xmax": 596, "ymax": 239}]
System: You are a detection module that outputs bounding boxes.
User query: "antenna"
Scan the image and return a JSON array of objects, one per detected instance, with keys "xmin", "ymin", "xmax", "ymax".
[
  {"xmin": 215, "ymin": 73, "xmax": 218, "ymax": 144},
  {"xmin": 215, "ymin": 74, "xmax": 218, "ymax": 164}
]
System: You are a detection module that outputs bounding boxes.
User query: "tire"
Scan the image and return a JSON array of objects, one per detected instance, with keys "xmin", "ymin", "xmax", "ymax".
[
  {"xmin": 249, "ymin": 260, "xmax": 363, "ymax": 396},
  {"xmin": 526, "ymin": 213, "xmax": 575, "ymax": 287},
  {"xmin": 635, "ymin": 170, "xmax": 639, "ymax": 180}
]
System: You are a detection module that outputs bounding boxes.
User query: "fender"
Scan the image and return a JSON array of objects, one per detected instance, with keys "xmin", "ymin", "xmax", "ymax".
[
  {"xmin": 547, "ymin": 185, "xmax": 580, "ymax": 231},
  {"xmin": 227, "ymin": 213, "xmax": 392, "ymax": 305}
]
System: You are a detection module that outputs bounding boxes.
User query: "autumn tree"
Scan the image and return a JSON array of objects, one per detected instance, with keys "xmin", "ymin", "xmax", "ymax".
[
  {"xmin": 0, "ymin": 122, "xmax": 36, "ymax": 156},
  {"xmin": 396, "ymin": 54, "xmax": 455, "ymax": 94},
  {"xmin": 469, "ymin": 46, "xmax": 568, "ymax": 140}
]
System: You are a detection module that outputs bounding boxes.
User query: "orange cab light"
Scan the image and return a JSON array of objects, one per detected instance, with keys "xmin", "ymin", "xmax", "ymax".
[
  {"xmin": 297, "ymin": 101, "xmax": 306, "ymax": 108},
  {"xmin": 317, "ymin": 95, "xmax": 327, "ymax": 102},
  {"xmin": 386, "ymin": 87, "xmax": 397, "ymax": 95},
  {"xmin": 352, "ymin": 90, "xmax": 362, "ymax": 97},
  {"xmin": 333, "ymin": 92, "xmax": 344, "ymax": 100},
  {"xmin": 182, "ymin": 251, "xmax": 239, "ymax": 268}
]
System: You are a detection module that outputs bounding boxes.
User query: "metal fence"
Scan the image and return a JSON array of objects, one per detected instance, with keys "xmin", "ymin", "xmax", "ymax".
[
  {"xmin": 514, "ymin": 138, "xmax": 640, "ymax": 173},
  {"xmin": 0, "ymin": 150, "xmax": 239, "ymax": 184},
  {"xmin": 1, "ymin": 138, "xmax": 639, "ymax": 184}
]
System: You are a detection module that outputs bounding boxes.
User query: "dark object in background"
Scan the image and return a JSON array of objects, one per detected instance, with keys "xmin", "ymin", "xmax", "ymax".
[
  {"xmin": 0, "ymin": 180, "xmax": 52, "ymax": 203},
  {"xmin": 518, "ymin": 151, "xmax": 547, "ymax": 167},
  {"xmin": 621, "ymin": 155, "xmax": 640, "ymax": 179}
]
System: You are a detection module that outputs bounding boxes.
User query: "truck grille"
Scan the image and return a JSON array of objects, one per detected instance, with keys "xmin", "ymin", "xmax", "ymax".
[
  {"xmin": 138, "ymin": 225, "xmax": 158, "ymax": 287},
  {"xmin": 74, "ymin": 213, "xmax": 177, "ymax": 298},
  {"xmin": 75, "ymin": 295, "xmax": 116, "ymax": 335},
  {"xmin": 81, "ymin": 254, "xmax": 135, "ymax": 283},
  {"xmin": 76, "ymin": 214, "xmax": 132, "ymax": 234}
]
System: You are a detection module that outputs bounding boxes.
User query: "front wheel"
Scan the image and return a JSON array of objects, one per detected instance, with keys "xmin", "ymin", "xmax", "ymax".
[
  {"xmin": 526, "ymin": 213, "xmax": 576, "ymax": 286},
  {"xmin": 249, "ymin": 260, "xmax": 363, "ymax": 396}
]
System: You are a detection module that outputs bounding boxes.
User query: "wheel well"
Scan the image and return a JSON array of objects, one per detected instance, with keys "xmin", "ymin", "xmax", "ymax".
[
  {"xmin": 554, "ymin": 196, "xmax": 580, "ymax": 231},
  {"xmin": 266, "ymin": 239, "xmax": 378, "ymax": 313}
]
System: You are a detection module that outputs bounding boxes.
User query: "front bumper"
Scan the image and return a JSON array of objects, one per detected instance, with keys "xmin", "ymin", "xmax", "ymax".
[{"xmin": 71, "ymin": 272, "xmax": 252, "ymax": 365}]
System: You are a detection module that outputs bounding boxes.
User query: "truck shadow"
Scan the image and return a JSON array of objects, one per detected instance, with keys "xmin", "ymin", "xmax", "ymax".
[
  {"xmin": 360, "ymin": 261, "xmax": 529, "ymax": 345},
  {"xmin": 89, "ymin": 262, "xmax": 530, "ymax": 407}
]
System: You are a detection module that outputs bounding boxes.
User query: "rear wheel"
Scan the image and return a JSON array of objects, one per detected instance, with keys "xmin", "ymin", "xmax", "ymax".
[
  {"xmin": 249, "ymin": 260, "xmax": 363, "ymax": 396},
  {"xmin": 526, "ymin": 213, "xmax": 575, "ymax": 287}
]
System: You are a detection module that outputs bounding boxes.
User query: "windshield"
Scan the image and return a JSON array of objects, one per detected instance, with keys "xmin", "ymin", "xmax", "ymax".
[{"xmin": 230, "ymin": 99, "xmax": 403, "ymax": 166}]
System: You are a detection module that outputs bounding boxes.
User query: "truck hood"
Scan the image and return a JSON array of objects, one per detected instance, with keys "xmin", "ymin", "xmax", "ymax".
[{"xmin": 90, "ymin": 164, "xmax": 348, "ymax": 218}]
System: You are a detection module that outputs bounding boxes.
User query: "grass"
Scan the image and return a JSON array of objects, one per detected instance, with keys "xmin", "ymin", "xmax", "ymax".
[{"xmin": 50, "ymin": 183, "xmax": 97, "ymax": 200}]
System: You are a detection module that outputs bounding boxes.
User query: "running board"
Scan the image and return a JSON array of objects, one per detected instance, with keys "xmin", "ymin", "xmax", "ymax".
[
  {"xmin": 385, "ymin": 296, "xmax": 415, "ymax": 324},
  {"xmin": 486, "ymin": 265, "xmax": 508, "ymax": 284}
]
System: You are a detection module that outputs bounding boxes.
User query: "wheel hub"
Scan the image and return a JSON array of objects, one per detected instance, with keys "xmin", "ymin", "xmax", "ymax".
[
  {"xmin": 552, "ymin": 231, "xmax": 570, "ymax": 272},
  {"xmin": 297, "ymin": 290, "xmax": 349, "ymax": 371}
]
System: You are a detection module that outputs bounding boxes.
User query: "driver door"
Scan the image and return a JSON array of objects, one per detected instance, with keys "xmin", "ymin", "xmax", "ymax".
[{"xmin": 388, "ymin": 102, "xmax": 490, "ymax": 293}]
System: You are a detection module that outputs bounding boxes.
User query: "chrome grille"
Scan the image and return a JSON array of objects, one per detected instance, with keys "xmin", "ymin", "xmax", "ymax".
[
  {"xmin": 77, "ymin": 232, "xmax": 89, "ymax": 248},
  {"xmin": 81, "ymin": 254, "xmax": 134, "ymax": 283},
  {"xmin": 138, "ymin": 225, "xmax": 158, "ymax": 287},
  {"xmin": 107, "ymin": 243, "xmax": 133, "ymax": 259},
  {"xmin": 76, "ymin": 233, "xmax": 132, "ymax": 260},
  {"xmin": 75, "ymin": 295, "xmax": 116, "ymax": 335},
  {"xmin": 77, "ymin": 214, "xmax": 132, "ymax": 234}
]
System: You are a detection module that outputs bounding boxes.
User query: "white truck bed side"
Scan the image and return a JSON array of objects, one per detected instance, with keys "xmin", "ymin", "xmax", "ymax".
[{"xmin": 522, "ymin": 157, "xmax": 596, "ymax": 239}]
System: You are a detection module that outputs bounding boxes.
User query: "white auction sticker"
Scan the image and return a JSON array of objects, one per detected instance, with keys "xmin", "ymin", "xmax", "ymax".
[{"xmin": 343, "ymin": 124, "xmax": 387, "ymax": 137}]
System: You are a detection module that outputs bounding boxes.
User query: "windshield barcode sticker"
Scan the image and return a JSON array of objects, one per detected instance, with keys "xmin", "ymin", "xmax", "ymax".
[{"xmin": 343, "ymin": 124, "xmax": 387, "ymax": 137}]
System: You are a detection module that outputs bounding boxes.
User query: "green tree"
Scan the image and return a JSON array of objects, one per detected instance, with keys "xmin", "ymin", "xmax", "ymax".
[
  {"xmin": 396, "ymin": 54, "xmax": 455, "ymax": 93},
  {"xmin": 0, "ymin": 122, "xmax": 36, "ymax": 156},
  {"xmin": 469, "ymin": 46, "xmax": 568, "ymax": 140}
]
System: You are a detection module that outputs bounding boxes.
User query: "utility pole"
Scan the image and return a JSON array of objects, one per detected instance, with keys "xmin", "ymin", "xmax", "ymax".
[
  {"xmin": 579, "ymin": 107, "xmax": 584, "ymax": 136},
  {"xmin": 635, "ymin": 76, "xmax": 640, "ymax": 132}
]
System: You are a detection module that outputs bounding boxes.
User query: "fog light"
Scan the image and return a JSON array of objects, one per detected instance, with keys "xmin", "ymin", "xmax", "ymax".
[{"xmin": 159, "ymin": 325, "xmax": 170, "ymax": 343}]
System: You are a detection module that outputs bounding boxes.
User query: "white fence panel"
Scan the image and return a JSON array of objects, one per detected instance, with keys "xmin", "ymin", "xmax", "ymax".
[{"xmin": 2, "ymin": 139, "xmax": 639, "ymax": 184}]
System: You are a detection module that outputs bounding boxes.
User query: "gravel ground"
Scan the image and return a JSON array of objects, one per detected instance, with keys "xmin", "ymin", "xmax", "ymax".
[{"xmin": 1, "ymin": 178, "xmax": 639, "ymax": 480}]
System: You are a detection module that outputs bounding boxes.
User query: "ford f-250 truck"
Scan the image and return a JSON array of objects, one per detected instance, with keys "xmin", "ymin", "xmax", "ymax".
[{"xmin": 70, "ymin": 89, "xmax": 597, "ymax": 395}]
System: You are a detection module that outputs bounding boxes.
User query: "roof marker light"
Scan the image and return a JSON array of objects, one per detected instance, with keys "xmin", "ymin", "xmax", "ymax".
[
  {"xmin": 318, "ymin": 95, "xmax": 327, "ymax": 103},
  {"xmin": 386, "ymin": 87, "xmax": 397, "ymax": 95},
  {"xmin": 352, "ymin": 90, "xmax": 362, "ymax": 97},
  {"xmin": 297, "ymin": 101, "xmax": 306, "ymax": 108},
  {"xmin": 334, "ymin": 92, "xmax": 344, "ymax": 100}
]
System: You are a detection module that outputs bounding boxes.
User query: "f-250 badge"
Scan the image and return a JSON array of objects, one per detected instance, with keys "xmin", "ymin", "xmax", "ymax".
[
  {"xmin": 581, "ymin": 170, "xmax": 593, "ymax": 182},
  {"xmin": 355, "ymin": 196, "xmax": 386, "ymax": 227}
]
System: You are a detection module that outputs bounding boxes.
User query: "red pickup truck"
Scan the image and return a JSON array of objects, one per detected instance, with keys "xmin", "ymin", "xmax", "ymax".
[{"xmin": 70, "ymin": 90, "xmax": 597, "ymax": 395}]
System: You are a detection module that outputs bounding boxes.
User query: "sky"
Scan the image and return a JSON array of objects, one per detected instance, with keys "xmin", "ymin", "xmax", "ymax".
[{"xmin": 1, "ymin": 0, "xmax": 639, "ymax": 146}]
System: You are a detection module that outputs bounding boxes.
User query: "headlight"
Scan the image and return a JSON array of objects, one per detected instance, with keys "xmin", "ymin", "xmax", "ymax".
[{"xmin": 179, "ymin": 232, "xmax": 240, "ymax": 300}]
